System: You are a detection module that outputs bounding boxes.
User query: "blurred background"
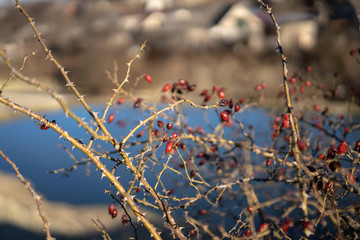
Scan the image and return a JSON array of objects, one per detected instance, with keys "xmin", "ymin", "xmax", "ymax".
[
  {"xmin": 0, "ymin": 0, "xmax": 359, "ymax": 239},
  {"xmin": 0, "ymin": 0, "xmax": 359, "ymax": 99}
]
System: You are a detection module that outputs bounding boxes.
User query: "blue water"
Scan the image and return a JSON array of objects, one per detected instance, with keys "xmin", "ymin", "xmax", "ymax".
[{"xmin": 0, "ymin": 104, "xmax": 272, "ymax": 205}]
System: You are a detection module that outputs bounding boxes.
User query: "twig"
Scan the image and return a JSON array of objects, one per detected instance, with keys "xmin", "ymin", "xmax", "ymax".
[{"xmin": 0, "ymin": 150, "xmax": 55, "ymax": 240}]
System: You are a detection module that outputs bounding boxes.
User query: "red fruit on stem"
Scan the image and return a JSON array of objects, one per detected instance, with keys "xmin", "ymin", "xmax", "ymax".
[
  {"xmin": 198, "ymin": 209, "xmax": 207, "ymax": 215},
  {"xmin": 212, "ymin": 85, "xmax": 218, "ymax": 92},
  {"xmin": 313, "ymin": 104, "xmax": 320, "ymax": 112},
  {"xmin": 162, "ymin": 83, "xmax": 171, "ymax": 92},
  {"xmin": 144, "ymin": 73, "xmax": 152, "ymax": 83},
  {"xmin": 297, "ymin": 139, "xmax": 307, "ymax": 151},
  {"xmin": 355, "ymin": 139, "xmax": 360, "ymax": 152},
  {"xmin": 108, "ymin": 203, "xmax": 115, "ymax": 214},
  {"xmin": 133, "ymin": 98, "xmax": 142, "ymax": 108},
  {"xmin": 136, "ymin": 131, "xmax": 144, "ymax": 138},
  {"xmin": 303, "ymin": 221, "xmax": 315, "ymax": 236},
  {"xmin": 218, "ymin": 99, "xmax": 228, "ymax": 107},
  {"xmin": 234, "ymin": 103, "xmax": 240, "ymax": 112},
  {"xmin": 121, "ymin": 214, "xmax": 128, "ymax": 225},
  {"xmin": 157, "ymin": 120, "xmax": 164, "ymax": 128},
  {"xmin": 300, "ymin": 86, "xmax": 305, "ymax": 93},
  {"xmin": 307, "ymin": 66, "xmax": 313, "ymax": 72},
  {"xmin": 325, "ymin": 181, "xmax": 333, "ymax": 191},
  {"xmin": 200, "ymin": 89, "xmax": 208, "ymax": 96},
  {"xmin": 165, "ymin": 141, "xmax": 174, "ymax": 154},
  {"xmin": 111, "ymin": 208, "xmax": 118, "ymax": 218},
  {"xmin": 327, "ymin": 146, "xmax": 337, "ymax": 159},
  {"xmin": 244, "ymin": 229, "xmax": 251, "ymax": 237},
  {"xmin": 218, "ymin": 88, "xmax": 225, "ymax": 99},
  {"xmin": 305, "ymin": 80, "xmax": 312, "ymax": 87},
  {"xmin": 254, "ymin": 84, "xmax": 262, "ymax": 91},
  {"xmin": 170, "ymin": 132, "xmax": 178, "ymax": 139},
  {"xmin": 289, "ymin": 77, "xmax": 296, "ymax": 83},
  {"xmin": 178, "ymin": 78, "xmax": 187, "ymax": 86},
  {"xmin": 348, "ymin": 172, "xmax": 355, "ymax": 184},
  {"xmin": 107, "ymin": 113, "xmax": 115, "ymax": 123},
  {"xmin": 266, "ymin": 158, "xmax": 272, "ymax": 167},
  {"xmin": 40, "ymin": 124, "xmax": 49, "ymax": 130},
  {"xmin": 257, "ymin": 223, "xmax": 269, "ymax": 233},
  {"xmin": 204, "ymin": 94, "xmax": 211, "ymax": 102},
  {"xmin": 247, "ymin": 206, "xmax": 257, "ymax": 213},
  {"xmin": 261, "ymin": 82, "xmax": 266, "ymax": 89},
  {"xmin": 220, "ymin": 111, "xmax": 229, "ymax": 122},
  {"xmin": 337, "ymin": 141, "xmax": 348, "ymax": 155},
  {"xmin": 117, "ymin": 98, "xmax": 125, "ymax": 104},
  {"xmin": 281, "ymin": 218, "xmax": 293, "ymax": 233},
  {"xmin": 228, "ymin": 98, "xmax": 234, "ymax": 108},
  {"xmin": 166, "ymin": 122, "xmax": 173, "ymax": 130}
]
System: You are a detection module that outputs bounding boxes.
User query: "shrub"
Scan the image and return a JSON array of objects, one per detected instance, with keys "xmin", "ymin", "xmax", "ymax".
[{"xmin": 0, "ymin": 1, "xmax": 359, "ymax": 239}]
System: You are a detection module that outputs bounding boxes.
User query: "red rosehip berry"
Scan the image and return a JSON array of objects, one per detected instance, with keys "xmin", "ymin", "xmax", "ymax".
[
  {"xmin": 307, "ymin": 66, "xmax": 313, "ymax": 72},
  {"xmin": 200, "ymin": 89, "xmax": 208, "ymax": 96},
  {"xmin": 297, "ymin": 139, "xmax": 307, "ymax": 151},
  {"xmin": 244, "ymin": 229, "xmax": 251, "ymax": 237},
  {"xmin": 198, "ymin": 209, "xmax": 207, "ymax": 215},
  {"xmin": 234, "ymin": 103, "xmax": 240, "ymax": 112},
  {"xmin": 217, "ymin": 88, "xmax": 225, "ymax": 99},
  {"xmin": 108, "ymin": 203, "xmax": 115, "ymax": 214},
  {"xmin": 247, "ymin": 206, "xmax": 258, "ymax": 213},
  {"xmin": 355, "ymin": 139, "xmax": 360, "ymax": 152},
  {"xmin": 178, "ymin": 78, "xmax": 187, "ymax": 86},
  {"xmin": 144, "ymin": 73, "xmax": 152, "ymax": 83},
  {"xmin": 165, "ymin": 141, "xmax": 174, "ymax": 154},
  {"xmin": 170, "ymin": 132, "xmax": 178, "ymax": 139},
  {"xmin": 303, "ymin": 221, "xmax": 315, "ymax": 236},
  {"xmin": 117, "ymin": 98, "xmax": 125, "ymax": 104},
  {"xmin": 111, "ymin": 208, "xmax": 118, "ymax": 218},
  {"xmin": 228, "ymin": 98, "xmax": 234, "ymax": 108},
  {"xmin": 162, "ymin": 83, "xmax": 171, "ymax": 92},
  {"xmin": 204, "ymin": 94, "xmax": 211, "ymax": 102},
  {"xmin": 266, "ymin": 158, "xmax": 272, "ymax": 167},
  {"xmin": 220, "ymin": 111, "xmax": 229, "ymax": 122},
  {"xmin": 40, "ymin": 124, "xmax": 49, "ymax": 130},
  {"xmin": 281, "ymin": 218, "xmax": 293, "ymax": 233},
  {"xmin": 136, "ymin": 131, "xmax": 144, "ymax": 138},
  {"xmin": 133, "ymin": 98, "xmax": 142, "ymax": 108},
  {"xmin": 157, "ymin": 120, "xmax": 164, "ymax": 128},
  {"xmin": 288, "ymin": 77, "xmax": 296, "ymax": 83},
  {"xmin": 313, "ymin": 104, "xmax": 320, "ymax": 112},
  {"xmin": 107, "ymin": 113, "xmax": 115, "ymax": 123},
  {"xmin": 218, "ymin": 99, "xmax": 228, "ymax": 107},
  {"xmin": 337, "ymin": 141, "xmax": 348, "ymax": 155},
  {"xmin": 121, "ymin": 214, "xmax": 128, "ymax": 225},
  {"xmin": 212, "ymin": 85, "xmax": 218, "ymax": 92},
  {"xmin": 348, "ymin": 172, "xmax": 355, "ymax": 185},
  {"xmin": 254, "ymin": 84, "xmax": 262, "ymax": 91},
  {"xmin": 305, "ymin": 80, "xmax": 312, "ymax": 87},
  {"xmin": 325, "ymin": 181, "xmax": 333, "ymax": 191},
  {"xmin": 166, "ymin": 122, "xmax": 173, "ymax": 130},
  {"xmin": 327, "ymin": 146, "xmax": 337, "ymax": 159},
  {"xmin": 257, "ymin": 223, "xmax": 269, "ymax": 233}
]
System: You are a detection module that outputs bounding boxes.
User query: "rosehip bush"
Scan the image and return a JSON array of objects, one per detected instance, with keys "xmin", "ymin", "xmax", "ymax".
[{"xmin": 0, "ymin": 1, "xmax": 359, "ymax": 240}]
